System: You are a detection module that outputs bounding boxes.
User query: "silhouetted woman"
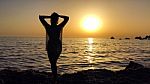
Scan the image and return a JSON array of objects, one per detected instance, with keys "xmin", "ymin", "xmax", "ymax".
[{"xmin": 39, "ymin": 12, "xmax": 69, "ymax": 83}]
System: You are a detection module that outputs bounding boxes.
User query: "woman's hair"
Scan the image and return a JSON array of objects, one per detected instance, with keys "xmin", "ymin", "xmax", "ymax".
[
  {"xmin": 51, "ymin": 12, "xmax": 59, "ymax": 18},
  {"xmin": 51, "ymin": 12, "xmax": 59, "ymax": 24}
]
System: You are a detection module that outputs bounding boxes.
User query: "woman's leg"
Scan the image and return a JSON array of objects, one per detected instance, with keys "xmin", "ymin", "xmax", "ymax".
[
  {"xmin": 47, "ymin": 52, "xmax": 60, "ymax": 82},
  {"xmin": 50, "ymin": 56, "xmax": 57, "ymax": 80}
]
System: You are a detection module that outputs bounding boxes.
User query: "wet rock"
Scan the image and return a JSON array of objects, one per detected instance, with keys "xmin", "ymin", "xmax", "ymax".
[
  {"xmin": 0, "ymin": 61, "xmax": 149, "ymax": 84},
  {"xmin": 110, "ymin": 37, "xmax": 115, "ymax": 39},
  {"xmin": 125, "ymin": 61, "xmax": 144, "ymax": 71}
]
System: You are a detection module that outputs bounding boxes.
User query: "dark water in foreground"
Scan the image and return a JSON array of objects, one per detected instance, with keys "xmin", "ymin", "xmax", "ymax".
[{"xmin": 0, "ymin": 37, "xmax": 149, "ymax": 74}]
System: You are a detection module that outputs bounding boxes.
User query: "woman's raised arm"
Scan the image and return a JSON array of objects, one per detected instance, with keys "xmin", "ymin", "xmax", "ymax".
[
  {"xmin": 39, "ymin": 15, "xmax": 51, "ymax": 27},
  {"xmin": 58, "ymin": 15, "xmax": 69, "ymax": 28}
]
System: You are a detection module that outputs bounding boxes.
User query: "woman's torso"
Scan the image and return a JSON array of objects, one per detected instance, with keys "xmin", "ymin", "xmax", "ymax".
[{"xmin": 46, "ymin": 26, "xmax": 62, "ymax": 53}]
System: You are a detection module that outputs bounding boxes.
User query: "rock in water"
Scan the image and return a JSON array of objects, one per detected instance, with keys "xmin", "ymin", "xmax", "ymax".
[{"xmin": 125, "ymin": 61, "xmax": 144, "ymax": 71}]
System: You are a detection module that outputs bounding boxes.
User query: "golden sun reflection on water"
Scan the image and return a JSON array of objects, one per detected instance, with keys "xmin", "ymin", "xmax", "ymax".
[
  {"xmin": 86, "ymin": 38, "xmax": 94, "ymax": 64},
  {"xmin": 88, "ymin": 38, "xmax": 93, "ymax": 52},
  {"xmin": 88, "ymin": 38, "xmax": 93, "ymax": 44}
]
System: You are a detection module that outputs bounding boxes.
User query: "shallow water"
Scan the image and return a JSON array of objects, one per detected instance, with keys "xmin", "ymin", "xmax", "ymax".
[{"xmin": 0, "ymin": 37, "xmax": 149, "ymax": 74}]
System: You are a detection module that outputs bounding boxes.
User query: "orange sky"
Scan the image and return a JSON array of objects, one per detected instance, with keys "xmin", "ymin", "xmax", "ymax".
[{"xmin": 0, "ymin": 0, "xmax": 150, "ymax": 38}]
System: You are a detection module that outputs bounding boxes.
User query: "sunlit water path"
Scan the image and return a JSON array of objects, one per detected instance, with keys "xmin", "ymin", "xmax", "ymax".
[{"xmin": 0, "ymin": 37, "xmax": 149, "ymax": 74}]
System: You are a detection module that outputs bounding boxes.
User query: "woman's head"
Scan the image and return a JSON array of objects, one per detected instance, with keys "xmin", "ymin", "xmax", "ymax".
[{"xmin": 51, "ymin": 12, "xmax": 59, "ymax": 25}]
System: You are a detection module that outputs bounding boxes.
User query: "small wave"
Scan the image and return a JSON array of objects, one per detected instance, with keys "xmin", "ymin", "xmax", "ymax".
[
  {"xmin": 68, "ymin": 51, "xmax": 78, "ymax": 54},
  {"xmin": 68, "ymin": 63, "xmax": 99, "ymax": 67},
  {"xmin": 141, "ymin": 50, "xmax": 150, "ymax": 54},
  {"xmin": 100, "ymin": 61, "xmax": 122, "ymax": 64},
  {"xmin": 96, "ymin": 51, "xmax": 110, "ymax": 54},
  {"xmin": 96, "ymin": 55, "xmax": 105, "ymax": 58},
  {"xmin": 143, "ymin": 58, "xmax": 150, "ymax": 61},
  {"xmin": 109, "ymin": 61, "xmax": 122, "ymax": 64}
]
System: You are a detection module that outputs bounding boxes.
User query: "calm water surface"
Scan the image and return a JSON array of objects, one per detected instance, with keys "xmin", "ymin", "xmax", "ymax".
[{"xmin": 0, "ymin": 37, "xmax": 149, "ymax": 74}]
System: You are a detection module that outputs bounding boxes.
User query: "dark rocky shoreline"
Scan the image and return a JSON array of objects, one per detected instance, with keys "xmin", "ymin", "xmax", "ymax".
[{"xmin": 0, "ymin": 61, "xmax": 150, "ymax": 84}]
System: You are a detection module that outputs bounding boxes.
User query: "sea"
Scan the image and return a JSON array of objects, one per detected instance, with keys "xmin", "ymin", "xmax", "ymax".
[{"xmin": 0, "ymin": 37, "xmax": 149, "ymax": 74}]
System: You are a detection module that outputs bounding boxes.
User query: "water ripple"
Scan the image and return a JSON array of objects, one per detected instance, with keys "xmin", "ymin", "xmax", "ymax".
[{"xmin": 0, "ymin": 37, "xmax": 149, "ymax": 73}]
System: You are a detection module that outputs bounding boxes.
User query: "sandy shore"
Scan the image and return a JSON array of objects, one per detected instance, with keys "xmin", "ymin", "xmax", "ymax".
[{"xmin": 0, "ymin": 61, "xmax": 150, "ymax": 84}]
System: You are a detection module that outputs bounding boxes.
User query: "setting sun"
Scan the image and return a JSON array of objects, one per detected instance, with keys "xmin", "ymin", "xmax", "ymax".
[{"xmin": 81, "ymin": 15, "xmax": 102, "ymax": 32}]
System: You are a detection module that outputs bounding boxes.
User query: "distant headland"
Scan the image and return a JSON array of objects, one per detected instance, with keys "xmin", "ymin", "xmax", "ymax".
[
  {"xmin": 135, "ymin": 35, "xmax": 150, "ymax": 40},
  {"xmin": 110, "ymin": 35, "xmax": 150, "ymax": 40}
]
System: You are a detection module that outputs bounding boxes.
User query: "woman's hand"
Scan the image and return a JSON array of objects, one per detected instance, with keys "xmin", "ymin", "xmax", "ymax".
[
  {"xmin": 39, "ymin": 15, "xmax": 50, "ymax": 27},
  {"xmin": 59, "ymin": 15, "xmax": 69, "ymax": 19},
  {"xmin": 39, "ymin": 15, "xmax": 51, "ymax": 19},
  {"xmin": 57, "ymin": 15, "xmax": 69, "ymax": 27}
]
